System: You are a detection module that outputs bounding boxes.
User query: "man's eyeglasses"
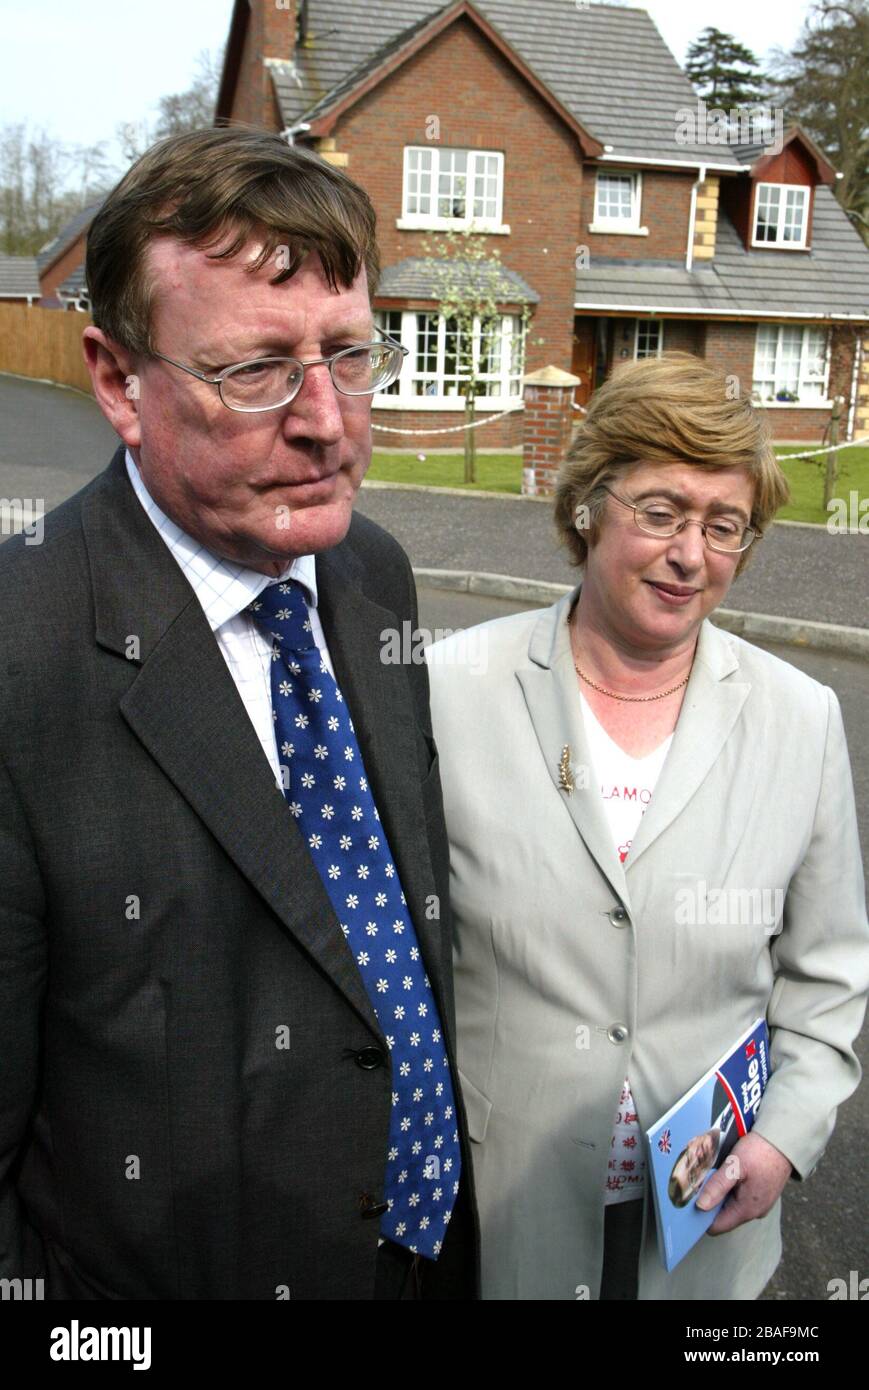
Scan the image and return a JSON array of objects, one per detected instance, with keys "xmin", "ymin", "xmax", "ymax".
[
  {"xmin": 602, "ymin": 485, "xmax": 760, "ymax": 553},
  {"xmin": 149, "ymin": 328, "xmax": 408, "ymax": 413}
]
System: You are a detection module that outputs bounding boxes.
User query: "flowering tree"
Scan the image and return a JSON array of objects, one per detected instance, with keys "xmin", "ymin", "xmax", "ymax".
[{"xmin": 421, "ymin": 224, "xmax": 533, "ymax": 483}]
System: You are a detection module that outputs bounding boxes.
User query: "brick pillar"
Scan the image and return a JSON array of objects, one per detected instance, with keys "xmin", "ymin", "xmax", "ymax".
[
  {"xmin": 692, "ymin": 175, "xmax": 719, "ymax": 261},
  {"xmin": 522, "ymin": 366, "xmax": 581, "ymax": 496},
  {"xmin": 853, "ymin": 334, "xmax": 869, "ymax": 440}
]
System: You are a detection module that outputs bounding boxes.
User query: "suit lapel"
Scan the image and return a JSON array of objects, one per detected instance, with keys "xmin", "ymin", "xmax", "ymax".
[
  {"xmin": 80, "ymin": 447, "xmax": 381, "ymax": 1032},
  {"xmin": 515, "ymin": 583, "xmax": 750, "ymax": 895}
]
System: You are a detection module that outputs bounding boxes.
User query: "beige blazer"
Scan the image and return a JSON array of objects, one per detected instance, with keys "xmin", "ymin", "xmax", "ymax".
[{"xmin": 427, "ymin": 584, "xmax": 869, "ymax": 1300}]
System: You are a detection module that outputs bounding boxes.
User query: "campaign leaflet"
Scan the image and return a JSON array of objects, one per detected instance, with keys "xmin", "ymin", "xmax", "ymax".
[{"xmin": 645, "ymin": 1016, "xmax": 770, "ymax": 1272}]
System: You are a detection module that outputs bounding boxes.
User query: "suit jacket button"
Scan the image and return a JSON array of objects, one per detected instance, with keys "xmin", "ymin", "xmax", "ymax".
[
  {"xmin": 359, "ymin": 1193, "xmax": 389, "ymax": 1218},
  {"xmin": 607, "ymin": 1023, "xmax": 629, "ymax": 1044},
  {"xmin": 608, "ymin": 906, "xmax": 629, "ymax": 927},
  {"xmin": 355, "ymin": 1046, "xmax": 386, "ymax": 1070}
]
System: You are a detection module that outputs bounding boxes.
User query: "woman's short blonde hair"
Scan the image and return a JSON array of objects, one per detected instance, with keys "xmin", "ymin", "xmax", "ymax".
[{"xmin": 553, "ymin": 351, "xmax": 790, "ymax": 576}]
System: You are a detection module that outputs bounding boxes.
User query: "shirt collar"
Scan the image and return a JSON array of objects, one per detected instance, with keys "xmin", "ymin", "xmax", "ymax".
[{"xmin": 124, "ymin": 449, "xmax": 318, "ymax": 631}]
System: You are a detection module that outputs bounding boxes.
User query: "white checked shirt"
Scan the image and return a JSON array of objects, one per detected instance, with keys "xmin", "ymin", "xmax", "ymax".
[{"xmin": 124, "ymin": 450, "xmax": 336, "ymax": 787}]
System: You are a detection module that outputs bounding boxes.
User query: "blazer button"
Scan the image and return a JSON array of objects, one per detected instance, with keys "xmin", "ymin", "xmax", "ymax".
[
  {"xmin": 608, "ymin": 906, "xmax": 629, "ymax": 927},
  {"xmin": 355, "ymin": 1045, "xmax": 386, "ymax": 1070},
  {"xmin": 607, "ymin": 1023, "xmax": 630, "ymax": 1044},
  {"xmin": 359, "ymin": 1193, "xmax": 389, "ymax": 1219}
]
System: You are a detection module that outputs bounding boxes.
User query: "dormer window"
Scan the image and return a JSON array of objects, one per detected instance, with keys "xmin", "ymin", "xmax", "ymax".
[
  {"xmin": 752, "ymin": 183, "xmax": 809, "ymax": 248},
  {"xmin": 589, "ymin": 171, "xmax": 648, "ymax": 235}
]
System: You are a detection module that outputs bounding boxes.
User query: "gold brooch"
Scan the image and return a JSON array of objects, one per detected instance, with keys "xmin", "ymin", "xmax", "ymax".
[{"xmin": 558, "ymin": 745, "xmax": 575, "ymax": 794}]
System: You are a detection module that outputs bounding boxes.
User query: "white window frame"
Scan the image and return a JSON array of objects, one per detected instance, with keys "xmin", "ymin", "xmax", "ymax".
[
  {"xmin": 397, "ymin": 147, "xmax": 509, "ymax": 233},
  {"xmin": 372, "ymin": 309, "xmax": 526, "ymax": 409},
  {"xmin": 589, "ymin": 170, "xmax": 648, "ymax": 236},
  {"xmin": 751, "ymin": 324, "xmax": 830, "ymax": 407},
  {"xmin": 634, "ymin": 319, "xmax": 663, "ymax": 359},
  {"xmin": 751, "ymin": 182, "xmax": 810, "ymax": 249}
]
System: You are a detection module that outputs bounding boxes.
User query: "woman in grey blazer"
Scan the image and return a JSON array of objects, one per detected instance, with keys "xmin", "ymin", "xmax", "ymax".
[{"xmin": 427, "ymin": 353, "xmax": 869, "ymax": 1300}]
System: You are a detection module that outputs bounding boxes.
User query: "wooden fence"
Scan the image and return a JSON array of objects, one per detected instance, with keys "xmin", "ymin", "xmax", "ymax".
[{"xmin": 0, "ymin": 302, "xmax": 94, "ymax": 394}]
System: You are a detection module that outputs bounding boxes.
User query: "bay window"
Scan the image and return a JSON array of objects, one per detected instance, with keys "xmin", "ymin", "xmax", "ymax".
[{"xmin": 373, "ymin": 310, "xmax": 526, "ymax": 404}]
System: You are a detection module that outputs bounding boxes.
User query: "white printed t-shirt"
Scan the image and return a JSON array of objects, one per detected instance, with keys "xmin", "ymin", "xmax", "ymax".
[{"xmin": 578, "ymin": 690, "xmax": 674, "ymax": 1205}]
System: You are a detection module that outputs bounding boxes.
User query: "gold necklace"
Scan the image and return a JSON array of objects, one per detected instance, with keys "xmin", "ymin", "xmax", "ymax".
[
  {"xmin": 567, "ymin": 602, "xmax": 693, "ymax": 702},
  {"xmin": 573, "ymin": 661, "xmax": 690, "ymax": 702}
]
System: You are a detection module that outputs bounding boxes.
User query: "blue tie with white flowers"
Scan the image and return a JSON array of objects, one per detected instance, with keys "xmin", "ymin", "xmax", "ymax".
[{"xmin": 247, "ymin": 578, "xmax": 461, "ymax": 1259}]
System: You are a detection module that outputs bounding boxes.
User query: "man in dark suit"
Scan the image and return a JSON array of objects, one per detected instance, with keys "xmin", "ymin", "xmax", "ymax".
[{"xmin": 0, "ymin": 127, "xmax": 479, "ymax": 1299}]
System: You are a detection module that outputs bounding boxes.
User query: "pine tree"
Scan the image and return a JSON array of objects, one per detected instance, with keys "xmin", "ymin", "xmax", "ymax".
[{"xmin": 685, "ymin": 27, "xmax": 769, "ymax": 110}]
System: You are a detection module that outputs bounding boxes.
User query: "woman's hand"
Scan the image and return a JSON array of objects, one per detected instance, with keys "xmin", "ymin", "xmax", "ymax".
[{"xmin": 696, "ymin": 1132, "xmax": 794, "ymax": 1234}]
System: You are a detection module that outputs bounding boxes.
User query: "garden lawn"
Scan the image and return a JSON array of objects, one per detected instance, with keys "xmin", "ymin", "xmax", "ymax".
[{"xmin": 366, "ymin": 447, "xmax": 869, "ymax": 525}]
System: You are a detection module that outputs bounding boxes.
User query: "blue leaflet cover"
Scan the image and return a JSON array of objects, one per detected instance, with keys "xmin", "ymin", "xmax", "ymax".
[{"xmin": 645, "ymin": 1017, "xmax": 770, "ymax": 1272}]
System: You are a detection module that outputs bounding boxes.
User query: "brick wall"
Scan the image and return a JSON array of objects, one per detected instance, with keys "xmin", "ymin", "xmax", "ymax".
[
  {"xmin": 324, "ymin": 15, "xmax": 582, "ymax": 427},
  {"xmin": 661, "ymin": 319, "xmax": 702, "ymax": 355},
  {"xmin": 579, "ymin": 169, "xmax": 694, "ymax": 259},
  {"xmin": 702, "ymin": 320, "xmax": 755, "ymax": 385}
]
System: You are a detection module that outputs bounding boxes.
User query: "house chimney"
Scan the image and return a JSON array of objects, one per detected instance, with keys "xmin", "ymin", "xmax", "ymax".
[{"xmin": 263, "ymin": 0, "xmax": 298, "ymax": 62}]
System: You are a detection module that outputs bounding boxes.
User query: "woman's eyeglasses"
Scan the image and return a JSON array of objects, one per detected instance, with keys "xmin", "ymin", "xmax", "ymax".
[{"xmin": 601, "ymin": 485, "xmax": 759, "ymax": 553}]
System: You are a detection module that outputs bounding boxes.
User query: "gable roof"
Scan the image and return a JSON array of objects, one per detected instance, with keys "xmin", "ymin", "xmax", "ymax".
[
  {"xmin": 0, "ymin": 254, "xmax": 41, "ymax": 299},
  {"xmin": 285, "ymin": 2, "xmax": 601, "ymax": 156},
  {"xmin": 36, "ymin": 199, "xmax": 104, "ymax": 276},
  {"xmin": 222, "ymin": 1, "xmax": 743, "ymax": 169},
  {"xmin": 733, "ymin": 126, "xmax": 838, "ymax": 187}
]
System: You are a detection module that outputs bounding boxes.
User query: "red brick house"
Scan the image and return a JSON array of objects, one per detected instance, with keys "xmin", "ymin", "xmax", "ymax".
[
  {"xmin": 225, "ymin": 1, "xmax": 867, "ymax": 445},
  {"xmin": 35, "ymin": 201, "xmax": 102, "ymax": 309}
]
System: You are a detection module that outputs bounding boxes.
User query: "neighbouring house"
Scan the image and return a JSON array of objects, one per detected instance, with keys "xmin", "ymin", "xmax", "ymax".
[
  {"xmin": 207, "ymin": 0, "xmax": 869, "ymax": 446},
  {"xmin": 36, "ymin": 200, "xmax": 103, "ymax": 310},
  {"xmin": 0, "ymin": 255, "xmax": 40, "ymax": 305}
]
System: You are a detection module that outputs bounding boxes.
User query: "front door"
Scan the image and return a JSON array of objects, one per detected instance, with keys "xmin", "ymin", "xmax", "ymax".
[{"xmin": 571, "ymin": 318, "xmax": 596, "ymax": 407}]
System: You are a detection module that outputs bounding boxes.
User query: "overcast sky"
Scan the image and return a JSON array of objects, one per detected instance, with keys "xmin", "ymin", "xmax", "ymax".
[{"xmin": 1, "ymin": 0, "xmax": 812, "ymax": 175}]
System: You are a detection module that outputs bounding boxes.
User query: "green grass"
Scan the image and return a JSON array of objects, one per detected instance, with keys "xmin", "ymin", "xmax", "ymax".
[
  {"xmin": 367, "ymin": 447, "xmax": 869, "ymax": 524},
  {"xmin": 367, "ymin": 451, "xmax": 524, "ymax": 493},
  {"xmin": 774, "ymin": 446, "xmax": 869, "ymax": 525}
]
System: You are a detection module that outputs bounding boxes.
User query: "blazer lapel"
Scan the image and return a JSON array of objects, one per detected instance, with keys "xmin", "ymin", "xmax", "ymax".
[
  {"xmin": 623, "ymin": 614, "xmax": 749, "ymax": 871},
  {"xmin": 515, "ymin": 583, "xmax": 751, "ymax": 897},
  {"xmin": 517, "ymin": 587, "xmax": 631, "ymax": 908},
  {"xmin": 80, "ymin": 446, "xmax": 381, "ymax": 1033}
]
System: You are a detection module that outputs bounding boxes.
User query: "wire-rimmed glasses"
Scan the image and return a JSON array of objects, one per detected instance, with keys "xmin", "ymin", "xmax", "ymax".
[
  {"xmin": 150, "ymin": 327, "xmax": 408, "ymax": 413},
  {"xmin": 601, "ymin": 485, "xmax": 760, "ymax": 553}
]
